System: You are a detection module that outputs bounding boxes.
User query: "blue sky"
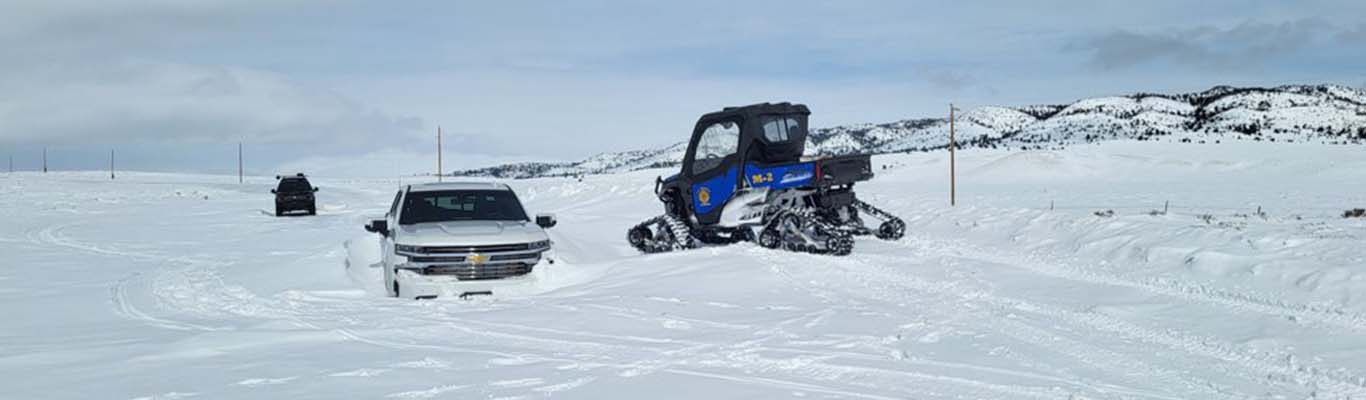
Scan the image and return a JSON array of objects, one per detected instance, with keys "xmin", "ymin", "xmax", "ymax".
[{"xmin": 1, "ymin": 0, "xmax": 1363, "ymax": 176}]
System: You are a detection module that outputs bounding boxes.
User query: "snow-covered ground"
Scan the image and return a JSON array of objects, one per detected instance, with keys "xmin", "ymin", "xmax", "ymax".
[{"xmin": 3, "ymin": 141, "xmax": 1366, "ymax": 399}]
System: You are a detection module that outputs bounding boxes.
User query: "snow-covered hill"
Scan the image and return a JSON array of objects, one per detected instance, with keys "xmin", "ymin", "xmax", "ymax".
[
  {"xmin": 6, "ymin": 142, "xmax": 1366, "ymax": 399},
  {"xmin": 454, "ymin": 84, "xmax": 1366, "ymax": 179}
]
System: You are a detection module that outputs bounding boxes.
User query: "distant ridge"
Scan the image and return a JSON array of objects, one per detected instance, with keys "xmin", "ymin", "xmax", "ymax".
[{"xmin": 453, "ymin": 84, "xmax": 1366, "ymax": 179}]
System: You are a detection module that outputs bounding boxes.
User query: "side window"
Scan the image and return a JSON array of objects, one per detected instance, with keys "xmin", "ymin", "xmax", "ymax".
[
  {"xmin": 388, "ymin": 190, "xmax": 402, "ymax": 217},
  {"xmin": 760, "ymin": 115, "xmax": 804, "ymax": 143},
  {"xmin": 692, "ymin": 121, "xmax": 739, "ymax": 175},
  {"xmin": 761, "ymin": 117, "xmax": 787, "ymax": 142},
  {"xmin": 785, "ymin": 117, "xmax": 803, "ymax": 139}
]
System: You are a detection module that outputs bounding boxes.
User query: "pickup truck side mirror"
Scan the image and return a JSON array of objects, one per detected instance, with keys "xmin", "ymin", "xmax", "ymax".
[
  {"xmin": 270, "ymin": 189, "xmax": 277, "ymax": 194},
  {"xmin": 535, "ymin": 213, "xmax": 557, "ymax": 229},
  {"xmin": 365, "ymin": 220, "xmax": 389, "ymax": 236},
  {"xmin": 313, "ymin": 187, "xmax": 319, "ymax": 192}
]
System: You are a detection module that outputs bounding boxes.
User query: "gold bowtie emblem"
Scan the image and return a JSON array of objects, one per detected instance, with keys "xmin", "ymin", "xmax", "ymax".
[{"xmin": 468, "ymin": 254, "xmax": 489, "ymax": 264}]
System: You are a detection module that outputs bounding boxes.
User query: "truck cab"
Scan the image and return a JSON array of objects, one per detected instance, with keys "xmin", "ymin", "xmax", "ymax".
[{"xmin": 364, "ymin": 182, "xmax": 557, "ymax": 299}]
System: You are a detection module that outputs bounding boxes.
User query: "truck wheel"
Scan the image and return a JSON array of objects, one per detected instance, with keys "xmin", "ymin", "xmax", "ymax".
[
  {"xmin": 275, "ymin": 206, "xmax": 283, "ymax": 217},
  {"xmin": 307, "ymin": 206, "xmax": 316, "ymax": 215}
]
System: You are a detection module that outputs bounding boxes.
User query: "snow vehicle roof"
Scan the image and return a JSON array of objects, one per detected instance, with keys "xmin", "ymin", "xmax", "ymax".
[{"xmin": 703, "ymin": 102, "xmax": 811, "ymax": 120}]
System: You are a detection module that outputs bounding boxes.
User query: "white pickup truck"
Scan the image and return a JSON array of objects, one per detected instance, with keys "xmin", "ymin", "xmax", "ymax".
[{"xmin": 365, "ymin": 182, "xmax": 556, "ymax": 299}]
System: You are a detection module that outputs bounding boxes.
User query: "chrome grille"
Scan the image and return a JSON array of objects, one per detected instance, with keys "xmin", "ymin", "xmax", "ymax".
[
  {"xmin": 421, "ymin": 243, "xmax": 531, "ymax": 254},
  {"xmin": 490, "ymin": 253, "xmax": 541, "ymax": 262},
  {"xmin": 409, "ymin": 255, "xmax": 467, "ymax": 263},
  {"xmin": 424, "ymin": 264, "xmax": 533, "ymax": 280}
]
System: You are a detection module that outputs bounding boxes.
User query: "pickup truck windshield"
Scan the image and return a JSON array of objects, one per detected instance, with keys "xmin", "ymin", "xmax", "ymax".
[{"xmin": 399, "ymin": 190, "xmax": 529, "ymax": 225}]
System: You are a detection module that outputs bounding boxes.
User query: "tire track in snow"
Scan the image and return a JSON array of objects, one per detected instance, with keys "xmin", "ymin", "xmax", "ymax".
[
  {"xmin": 759, "ymin": 250, "xmax": 1209, "ymax": 400},
  {"xmin": 109, "ymin": 272, "xmax": 228, "ymax": 332},
  {"xmin": 31, "ymin": 223, "xmax": 238, "ymax": 331}
]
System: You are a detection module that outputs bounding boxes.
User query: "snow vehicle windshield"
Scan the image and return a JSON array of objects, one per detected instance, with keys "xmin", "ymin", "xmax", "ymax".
[
  {"xmin": 399, "ymin": 190, "xmax": 529, "ymax": 225},
  {"xmin": 277, "ymin": 178, "xmax": 312, "ymax": 192}
]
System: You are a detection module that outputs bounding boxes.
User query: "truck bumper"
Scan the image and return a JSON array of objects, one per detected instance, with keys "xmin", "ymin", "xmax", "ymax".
[{"xmin": 394, "ymin": 259, "xmax": 550, "ymax": 299}]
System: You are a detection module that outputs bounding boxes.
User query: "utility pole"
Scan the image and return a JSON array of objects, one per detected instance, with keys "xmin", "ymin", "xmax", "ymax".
[
  {"xmin": 42, "ymin": 147, "xmax": 47, "ymax": 173},
  {"xmin": 110, "ymin": 149, "xmax": 115, "ymax": 180},
  {"xmin": 949, "ymin": 104, "xmax": 958, "ymax": 207},
  {"xmin": 238, "ymin": 142, "xmax": 244, "ymax": 184},
  {"xmin": 437, "ymin": 125, "xmax": 443, "ymax": 182}
]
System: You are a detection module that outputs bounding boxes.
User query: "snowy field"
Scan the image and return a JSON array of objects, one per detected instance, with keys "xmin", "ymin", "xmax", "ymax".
[{"xmin": 3, "ymin": 141, "xmax": 1366, "ymax": 399}]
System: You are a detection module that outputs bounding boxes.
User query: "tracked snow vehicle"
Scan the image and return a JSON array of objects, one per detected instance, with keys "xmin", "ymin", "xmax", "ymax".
[{"xmin": 628, "ymin": 102, "xmax": 904, "ymax": 256}]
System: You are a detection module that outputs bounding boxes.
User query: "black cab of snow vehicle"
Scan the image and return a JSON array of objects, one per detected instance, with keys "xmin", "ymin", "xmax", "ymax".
[{"xmin": 272, "ymin": 173, "xmax": 318, "ymax": 216}]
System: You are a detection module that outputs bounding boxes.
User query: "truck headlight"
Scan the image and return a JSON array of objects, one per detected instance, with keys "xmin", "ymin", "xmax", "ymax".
[
  {"xmin": 395, "ymin": 244, "xmax": 423, "ymax": 254},
  {"xmin": 529, "ymin": 240, "xmax": 551, "ymax": 250}
]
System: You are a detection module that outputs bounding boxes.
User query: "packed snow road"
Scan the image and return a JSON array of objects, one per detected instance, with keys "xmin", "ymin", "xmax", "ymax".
[{"xmin": 2, "ymin": 142, "xmax": 1365, "ymax": 399}]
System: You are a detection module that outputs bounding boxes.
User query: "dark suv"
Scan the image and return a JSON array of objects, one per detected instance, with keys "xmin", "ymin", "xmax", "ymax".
[{"xmin": 272, "ymin": 173, "xmax": 318, "ymax": 216}]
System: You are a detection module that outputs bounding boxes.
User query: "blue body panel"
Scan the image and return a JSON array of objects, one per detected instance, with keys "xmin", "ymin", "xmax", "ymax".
[
  {"xmin": 743, "ymin": 162, "xmax": 815, "ymax": 190},
  {"xmin": 691, "ymin": 167, "xmax": 737, "ymax": 215},
  {"xmin": 690, "ymin": 162, "xmax": 815, "ymax": 216}
]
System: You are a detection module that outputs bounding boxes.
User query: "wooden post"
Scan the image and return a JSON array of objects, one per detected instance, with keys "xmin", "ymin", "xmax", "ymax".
[
  {"xmin": 238, "ymin": 142, "xmax": 243, "ymax": 184},
  {"xmin": 1164, "ymin": 200, "xmax": 1169, "ymax": 214},
  {"xmin": 7, "ymin": 154, "xmax": 11, "ymax": 173},
  {"xmin": 437, "ymin": 125, "xmax": 443, "ymax": 182},
  {"xmin": 950, "ymin": 104, "xmax": 957, "ymax": 207},
  {"xmin": 110, "ymin": 149, "xmax": 115, "ymax": 180},
  {"xmin": 42, "ymin": 147, "xmax": 47, "ymax": 173}
]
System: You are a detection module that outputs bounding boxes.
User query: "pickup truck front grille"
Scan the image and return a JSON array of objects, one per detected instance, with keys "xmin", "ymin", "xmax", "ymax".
[
  {"xmin": 421, "ymin": 243, "xmax": 531, "ymax": 254},
  {"xmin": 409, "ymin": 255, "xmax": 466, "ymax": 263},
  {"xmin": 490, "ymin": 253, "xmax": 541, "ymax": 262},
  {"xmin": 409, "ymin": 252, "xmax": 540, "ymax": 263},
  {"xmin": 424, "ymin": 264, "xmax": 533, "ymax": 280}
]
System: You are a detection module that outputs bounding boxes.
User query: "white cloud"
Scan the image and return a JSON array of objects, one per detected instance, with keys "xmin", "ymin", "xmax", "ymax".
[{"xmin": 0, "ymin": 60, "xmax": 420, "ymax": 147}]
